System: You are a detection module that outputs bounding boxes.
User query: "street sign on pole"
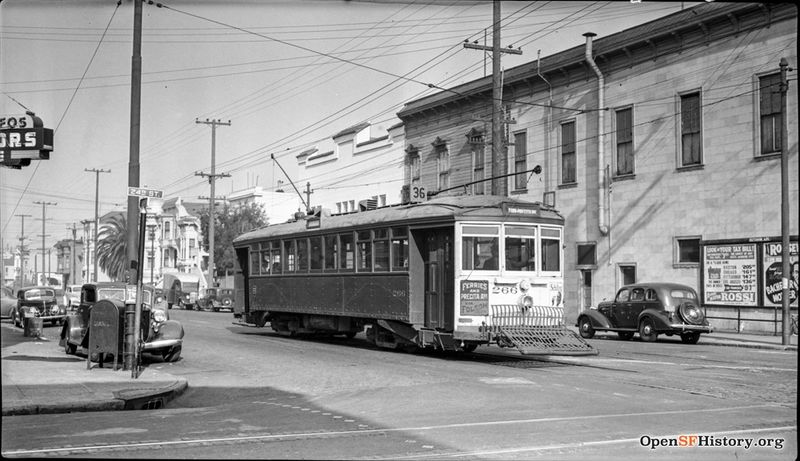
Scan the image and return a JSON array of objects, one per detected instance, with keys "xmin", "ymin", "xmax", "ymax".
[{"xmin": 127, "ymin": 187, "xmax": 163, "ymax": 199}]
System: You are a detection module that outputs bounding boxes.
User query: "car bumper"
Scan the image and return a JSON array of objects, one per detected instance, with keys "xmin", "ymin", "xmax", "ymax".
[
  {"xmin": 24, "ymin": 313, "xmax": 66, "ymax": 321},
  {"xmin": 141, "ymin": 338, "xmax": 183, "ymax": 351},
  {"xmin": 667, "ymin": 323, "xmax": 713, "ymax": 333}
]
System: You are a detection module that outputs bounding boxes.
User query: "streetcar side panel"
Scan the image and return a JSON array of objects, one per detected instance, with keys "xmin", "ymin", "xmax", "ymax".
[{"xmin": 248, "ymin": 274, "xmax": 410, "ymax": 321}]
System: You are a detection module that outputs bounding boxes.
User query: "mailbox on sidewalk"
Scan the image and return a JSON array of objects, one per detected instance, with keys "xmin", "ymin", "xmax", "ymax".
[{"xmin": 87, "ymin": 299, "xmax": 125, "ymax": 371}]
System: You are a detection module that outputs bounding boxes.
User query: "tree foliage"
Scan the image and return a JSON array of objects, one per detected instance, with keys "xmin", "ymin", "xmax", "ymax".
[
  {"xmin": 199, "ymin": 202, "xmax": 268, "ymax": 279},
  {"xmin": 96, "ymin": 213, "xmax": 128, "ymax": 282}
]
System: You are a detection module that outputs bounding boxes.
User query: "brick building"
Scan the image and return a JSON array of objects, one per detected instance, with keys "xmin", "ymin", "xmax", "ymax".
[{"xmin": 397, "ymin": 2, "xmax": 798, "ymax": 333}]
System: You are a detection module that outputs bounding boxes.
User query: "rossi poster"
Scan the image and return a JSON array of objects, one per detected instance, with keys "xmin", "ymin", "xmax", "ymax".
[{"xmin": 703, "ymin": 244, "xmax": 758, "ymax": 306}]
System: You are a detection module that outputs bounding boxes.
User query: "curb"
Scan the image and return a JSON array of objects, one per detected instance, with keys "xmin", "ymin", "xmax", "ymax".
[{"xmin": 1, "ymin": 379, "xmax": 188, "ymax": 416}]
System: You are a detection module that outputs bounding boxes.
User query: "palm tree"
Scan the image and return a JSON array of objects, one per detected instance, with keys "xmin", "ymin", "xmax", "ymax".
[{"xmin": 96, "ymin": 214, "xmax": 128, "ymax": 281}]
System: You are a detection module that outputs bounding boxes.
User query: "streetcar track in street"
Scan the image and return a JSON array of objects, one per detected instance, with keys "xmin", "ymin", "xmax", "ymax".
[{"xmin": 3, "ymin": 403, "xmax": 789, "ymax": 457}]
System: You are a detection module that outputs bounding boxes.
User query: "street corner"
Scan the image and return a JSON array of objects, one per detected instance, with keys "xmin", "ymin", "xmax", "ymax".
[{"xmin": 114, "ymin": 377, "xmax": 189, "ymax": 411}]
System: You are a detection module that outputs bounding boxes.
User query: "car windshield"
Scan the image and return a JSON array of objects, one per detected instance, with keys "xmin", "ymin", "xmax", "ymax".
[
  {"xmin": 97, "ymin": 287, "xmax": 153, "ymax": 305},
  {"xmin": 670, "ymin": 289, "xmax": 697, "ymax": 300},
  {"xmin": 24, "ymin": 288, "xmax": 55, "ymax": 300}
]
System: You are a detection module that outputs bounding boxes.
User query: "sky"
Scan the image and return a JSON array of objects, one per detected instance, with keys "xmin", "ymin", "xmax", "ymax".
[{"xmin": 1, "ymin": 0, "xmax": 698, "ymax": 267}]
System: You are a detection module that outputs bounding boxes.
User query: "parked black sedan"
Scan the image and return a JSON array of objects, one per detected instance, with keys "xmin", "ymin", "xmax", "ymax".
[
  {"xmin": 576, "ymin": 282, "xmax": 713, "ymax": 344},
  {"xmin": 10, "ymin": 286, "xmax": 67, "ymax": 327}
]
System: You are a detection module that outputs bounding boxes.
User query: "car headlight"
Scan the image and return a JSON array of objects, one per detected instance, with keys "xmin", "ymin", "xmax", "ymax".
[
  {"xmin": 152, "ymin": 309, "xmax": 167, "ymax": 323},
  {"xmin": 50, "ymin": 305, "xmax": 60, "ymax": 314}
]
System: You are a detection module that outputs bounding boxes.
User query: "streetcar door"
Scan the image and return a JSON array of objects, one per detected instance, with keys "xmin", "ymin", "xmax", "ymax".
[{"xmin": 422, "ymin": 229, "xmax": 454, "ymax": 330}]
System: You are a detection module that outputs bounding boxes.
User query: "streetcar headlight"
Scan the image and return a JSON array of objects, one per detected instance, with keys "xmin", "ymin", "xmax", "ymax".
[
  {"xmin": 519, "ymin": 279, "xmax": 531, "ymax": 292},
  {"xmin": 152, "ymin": 309, "xmax": 167, "ymax": 323}
]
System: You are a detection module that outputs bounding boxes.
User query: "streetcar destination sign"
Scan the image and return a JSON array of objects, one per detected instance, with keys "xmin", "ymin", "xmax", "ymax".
[{"xmin": 128, "ymin": 187, "xmax": 164, "ymax": 198}]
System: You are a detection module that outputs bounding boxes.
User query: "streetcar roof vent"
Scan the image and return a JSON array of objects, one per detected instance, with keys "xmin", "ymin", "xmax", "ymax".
[{"xmin": 358, "ymin": 198, "xmax": 378, "ymax": 211}]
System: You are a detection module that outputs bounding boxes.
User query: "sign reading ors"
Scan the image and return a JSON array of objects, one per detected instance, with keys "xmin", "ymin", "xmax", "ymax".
[{"xmin": 0, "ymin": 114, "xmax": 54, "ymax": 168}]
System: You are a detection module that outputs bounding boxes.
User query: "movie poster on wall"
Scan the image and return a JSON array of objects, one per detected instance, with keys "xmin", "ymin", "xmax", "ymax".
[
  {"xmin": 703, "ymin": 243, "xmax": 758, "ymax": 306},
  {"xmin": 762, "ymin": 241, "xmax": 799, "ymax": 307}
]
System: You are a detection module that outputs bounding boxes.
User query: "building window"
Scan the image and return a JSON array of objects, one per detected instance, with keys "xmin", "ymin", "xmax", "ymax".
[
  {"xmin": 759, "ymin": 73, "xmax": 782, "ymax": 155},
  {"xmin": 561, "ymin": 121, "xmax": 576, "ymax": 184},
  {"xmin": 410, "ymin": 152, "xmax": 420, "ymax": 183},
  {"xmin": 472, "ymin": 138, "xmax": 485, "ymax": 195},
  {"xmin": 513, "ymin": 131, "xmax": 527, "ymax": 190},
  {"xmin": 615, "ymin": 107, "xmax": 634, "ymax": 176},
  {"xmin": 436, "ymin": 145, "xmax": 449, "ymax": 191},
  {"xmin": 675, "ymin": 236, "xmax": 701, "ymax": 265},
  {"xmin": 163, "ymin": 221, "xmax": 171, "ymax": 239},
  {"xmin": 680, "ymin": 92, "xmax": 702, "ymax": 166},
  {"xmin": 577, "ymin": 242, "xmax": 596, "ymax": 266},
  {"xmin": 619, "ymin": 264, "xmax": 636, "ymax": 286}
]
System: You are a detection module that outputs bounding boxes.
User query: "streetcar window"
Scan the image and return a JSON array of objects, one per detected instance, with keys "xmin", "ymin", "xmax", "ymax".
[
  {"xmin": 374, "ymin": 229, "xmax": 389, "ymax": 271},
  {"xmin": 391, "ymin": 227, "xmax": 408, "ymax": 271},
  {"xmin": 340, "ymin": 233, "xmax": 354, "ymax": 270},
  {"xmin": 269, "ymin": 241, "xmax": 282, "ymax": 275},
  {"xmin": 541, "ymin": 227, "xmax": 561, "ymax": 273},
  {"xmin": 261, "ymin": 245, "xmax": 271, "ymax": 275},
  {"xmin": 310, "ymin": 236, "xmax": 323, "ymax": 271},
  {"xmin": 462, "ymin": 237, "xmax": 500, "ymax": 270},
  {"xmin": 250, "ymin": 248, "xmax": 260, "ymax": 275},
  {"xmin": 283, "ymin": 240, "xmax": 296, "ymax": 272},
  {"xmin": 461, "ymin": 225, "xmax": 499, "ymax": 270},
  {"xmin": 297, "ymin": 238, "xmax": 309, "ymax": 272},
  {"xmin": 357, "ymin": 230, "xmax": 372, "ymax": 271},
  {"xmin": 324, "ymin": 235, "xmax": 338, "ymax": 271},
  {"xmin": 505, "ymin": 225, "xmax": 536, "ymax": 272}
]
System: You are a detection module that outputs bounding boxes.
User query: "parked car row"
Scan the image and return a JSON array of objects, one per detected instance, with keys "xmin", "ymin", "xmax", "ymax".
[
  {"xmin": 0, "ymin": 282, "xmax": 185, "ymax": 364},
  {"xmin": 60, "ymin": 282, "xmax": 184, "ymax": 362}
]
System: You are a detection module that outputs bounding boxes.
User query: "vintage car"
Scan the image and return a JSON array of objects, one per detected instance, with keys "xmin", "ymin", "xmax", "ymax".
[
  {"xmin": 200, "ymin": 287, "xmax": 234, "ymax": 312},
  {"xmin": 65, "ymin": 284, "xmax": 82, "ymax": 309},
  {"xmin": 576, "ymin": 282, "xmax": 713, "ymax": 344},
  {"xmin": 11, "ymin": 286, "xmax": 67, "ymax": 327},
  {"xmin": 60, "ymin": 282, "xmax": 184, "ymax": 362},
  {"xmin": 163, "ymin": 271, "xmax": 201, "ymax": 310},
  {"xmin": 1, "ymin": 286, "xmax": 16, "ymax": 319}
]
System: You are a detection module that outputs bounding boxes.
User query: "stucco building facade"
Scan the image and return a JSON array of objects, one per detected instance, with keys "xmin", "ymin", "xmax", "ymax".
[{"xmin": 397, "ymin": 2, "xmax": 798, "ymax": 333}]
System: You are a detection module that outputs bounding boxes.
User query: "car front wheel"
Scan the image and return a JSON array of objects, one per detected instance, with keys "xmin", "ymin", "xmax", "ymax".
[
  {"xmin": 578, "ymin": 316, "xmax": 595, "ymax": 339},
  {"xmin": 639, "ymin": 318, "xmax": 658, "ymax": 342},
  {"xmin": 680, "ymin": 332, "xmax": 701, "ymax": 344},
  {"xmin": 162, "ymin": 346, "xmax": 181, "ymax": 363}
]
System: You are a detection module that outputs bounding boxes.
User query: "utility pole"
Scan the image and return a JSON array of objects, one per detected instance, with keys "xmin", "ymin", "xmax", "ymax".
[
  {"xmin": 33, "ymin": 201, "xmax": 56, "ymax": 285},
  {"xmin": 16, "ymin": 214, "xmax": 31, "ymax": 286},
  {"xmin": 85, "ymin": 168, "xmax": 110, "ymax": 282},
  {"xmin": 67, "ymin": 223, "xmax": 79, "ymax": 285},
  {"xmin": 463, "ymin": 0, "xmax": 521, "ymax": 197},
  {"xmin": 81, "ymin": 219, "xmax": 92, "ymax": 282},
  {"xmin": 195, "ymin": 118, "xmax": 231, "ymax": 289},
  {"xmin": 779, "ymin": 58, "xmax": 793, "ymax": 345}
]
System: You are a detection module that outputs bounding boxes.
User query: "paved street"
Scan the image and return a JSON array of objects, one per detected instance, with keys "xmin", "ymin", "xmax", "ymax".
[{"xmin": 1, "ymin": 310, "xmax": 796, "ymax": 459}]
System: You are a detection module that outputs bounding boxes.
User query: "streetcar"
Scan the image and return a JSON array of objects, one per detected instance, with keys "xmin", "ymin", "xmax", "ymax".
[{"xmin": 232, "ymin": 194, "xmax": 596, "ymax": 356}]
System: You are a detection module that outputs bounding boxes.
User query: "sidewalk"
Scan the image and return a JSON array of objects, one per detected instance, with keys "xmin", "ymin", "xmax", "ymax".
[
  {"xmin": 1, "ymin": 321, "xmax": 188, "ymax": 416},
  {"xmin": 1, "ymin": 321, "xmax": 795, "ymax": 417}
]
